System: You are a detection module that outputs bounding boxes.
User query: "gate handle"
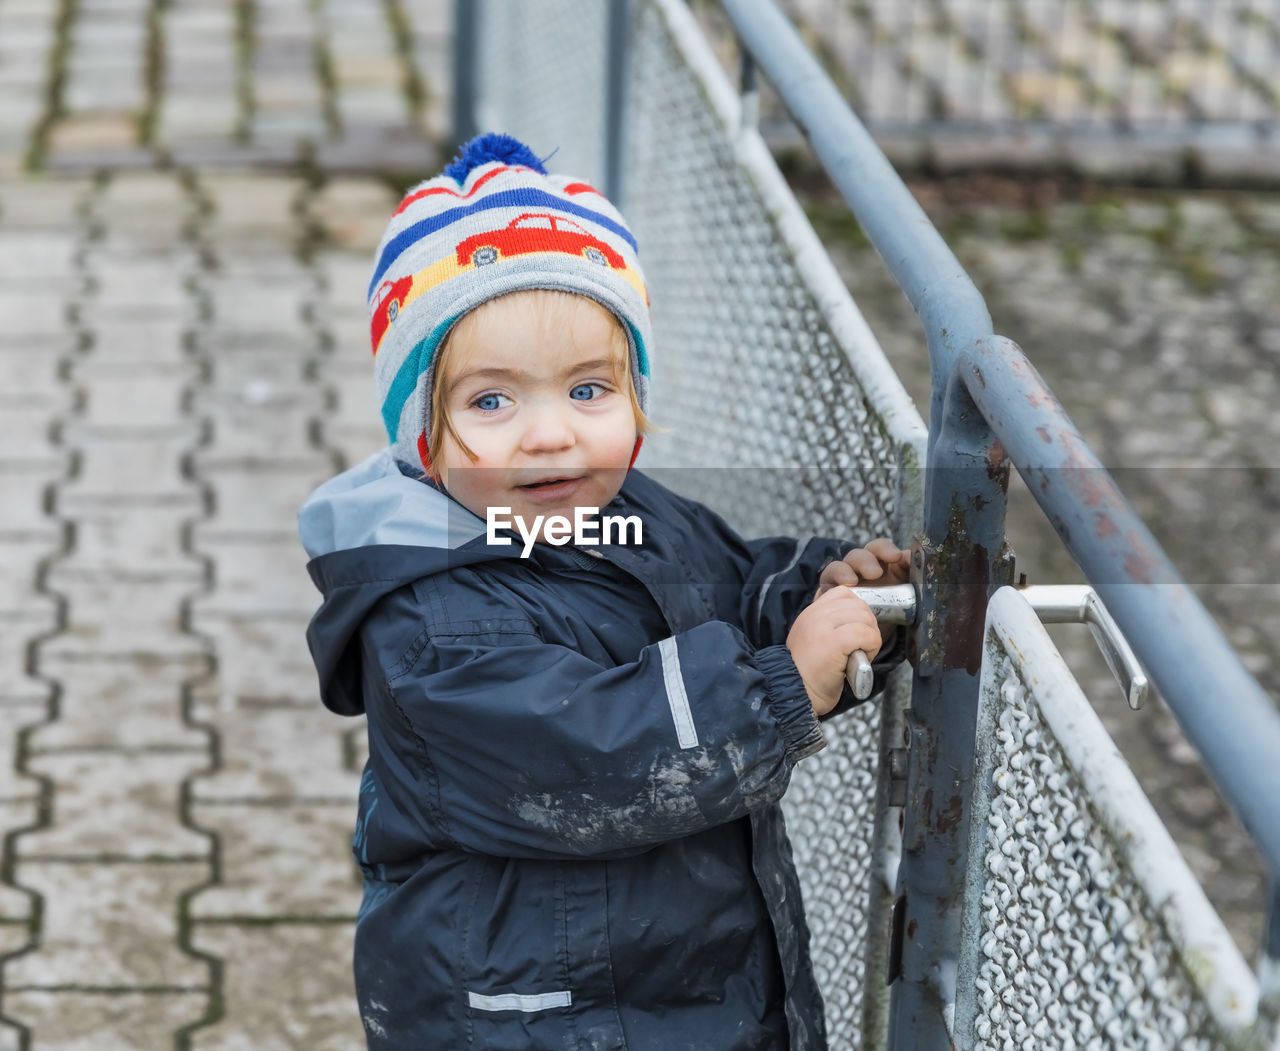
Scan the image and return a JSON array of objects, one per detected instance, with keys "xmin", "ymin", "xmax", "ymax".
[
  {"xmin": 1016, "ymin": 584, "xmax": 1149, "ymax": 710},
  {"xmin": 845, "ymin": 584, "xmax": 917, "ymax": 700},
  {"xmin": 839, "ymin": 583, "xmax": 1147, "ymax": 710}
]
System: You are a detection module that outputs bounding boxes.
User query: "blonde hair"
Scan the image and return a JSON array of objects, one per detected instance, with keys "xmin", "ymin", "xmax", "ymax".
[{"xmin": 426, "ymin": 289, "xmax": 653, "ymax": 478}]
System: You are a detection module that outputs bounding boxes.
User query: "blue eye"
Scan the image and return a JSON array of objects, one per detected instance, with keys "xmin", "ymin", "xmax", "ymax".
[
  {"xmin": 570, "ymin": 383, "xmax": 604, "ymax": 401},
  {"xmin": 472, "ymin": 392, "xmax": 511, "ymax": 412}
]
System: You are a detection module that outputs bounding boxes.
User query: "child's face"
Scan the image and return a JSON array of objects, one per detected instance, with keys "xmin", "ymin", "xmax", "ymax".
[{"xmin": 434, "ymin": 292, "xmax": 639, "ymax": 535}]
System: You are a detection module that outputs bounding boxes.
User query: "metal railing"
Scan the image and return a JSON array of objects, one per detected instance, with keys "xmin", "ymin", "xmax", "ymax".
[{"xmin": 455, "ymin": 1, "xmax": 1280, "ymax": 1048}]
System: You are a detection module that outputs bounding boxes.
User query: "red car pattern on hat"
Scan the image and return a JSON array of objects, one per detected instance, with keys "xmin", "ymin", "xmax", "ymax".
[
  {"xmin": 455, "ymin": 213, "xmax": 626, "ymax": 270},
  {"xmin": 370, "ymin": 274, "xmax": 414, "ymax": 354}
]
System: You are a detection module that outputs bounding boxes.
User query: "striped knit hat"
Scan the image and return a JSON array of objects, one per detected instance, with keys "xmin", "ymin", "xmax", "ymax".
[{"xmin": 368, "ymin": 133, "xmax": 653, "ymax": 470}]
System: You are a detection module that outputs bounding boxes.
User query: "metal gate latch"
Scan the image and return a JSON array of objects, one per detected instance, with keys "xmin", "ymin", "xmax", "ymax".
[
  {"xmin": 1017, "ymin": 584, "xmax": 1149, "ymax": 710},
  {"xmin": 845, "ymin": 584, "xmax": 917, "ymax": 700}
]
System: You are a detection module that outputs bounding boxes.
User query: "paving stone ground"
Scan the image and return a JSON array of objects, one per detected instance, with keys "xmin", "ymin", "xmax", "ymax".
[
  {"xmin": 0, "ymin": 0, "xmax": 1276, "ymax": 1047},
  {"xmin": 0, "ymin": 169, "xmax": 396, "ymax": 1048}
]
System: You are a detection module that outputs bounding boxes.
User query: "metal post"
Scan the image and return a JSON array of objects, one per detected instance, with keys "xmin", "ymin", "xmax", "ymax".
[
  {"xmin": 452, "ymin": 0, "xmax": 479, "ymax": 150},
  {"xmin": 604, "ymin": 0, "xmax": 632, "ymax": 206},
  {"xmin": 887, "ymin": 366, "xmax": 1011, "ymax": 1047}
]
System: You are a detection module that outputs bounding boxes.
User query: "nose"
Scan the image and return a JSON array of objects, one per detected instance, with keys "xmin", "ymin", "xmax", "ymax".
[{"xmin": 518, "ymin": 399, "xmax": 576, "ymax": 454}]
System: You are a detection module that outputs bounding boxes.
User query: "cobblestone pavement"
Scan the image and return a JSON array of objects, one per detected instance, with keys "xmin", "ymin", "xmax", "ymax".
[
  {"xmin": 0, "ymin": 0, "xmax": 450, "ymax": 175},
  {"xmin": 0, "ymin": 169, "xmax": 404, "ymax": 1046},
  {"xmin": 0, "ymin": 0, "xmax": 1278, "ymax": 1047}
]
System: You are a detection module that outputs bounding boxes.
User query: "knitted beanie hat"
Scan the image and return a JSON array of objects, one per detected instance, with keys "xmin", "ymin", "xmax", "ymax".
[{"xmin": 368, "ymin": 133, "xmax": 653, "ymax": 470}]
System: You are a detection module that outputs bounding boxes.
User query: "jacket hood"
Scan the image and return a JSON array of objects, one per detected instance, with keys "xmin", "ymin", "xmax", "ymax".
[
  {"xmin": 299, "ymin": 448, "xmax": 506, "ymax": 716},
  {"xmin": 299, "ymin": 446, "xmax": 491, "ymax": 559}
]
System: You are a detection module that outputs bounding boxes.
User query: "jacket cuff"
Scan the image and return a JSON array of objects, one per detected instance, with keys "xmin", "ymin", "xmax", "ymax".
[{"xmin": 753, "ymin": 644, "xmax": 826, "ymax": 763}]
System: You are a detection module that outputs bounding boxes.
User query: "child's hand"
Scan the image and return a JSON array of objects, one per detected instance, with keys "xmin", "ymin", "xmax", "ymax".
[
  {"xmin": 786, "ymin": 588, "xmax": 882, "ymax": 717},
  {"xmin": 815, "ymin": 539, "xmax": 910, "ymax": 598}
]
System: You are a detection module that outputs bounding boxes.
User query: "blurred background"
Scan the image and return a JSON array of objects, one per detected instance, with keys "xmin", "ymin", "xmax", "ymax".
[{"xmin": 0, "ymin": 0, "xmax": 1275, "ymax": 1045}]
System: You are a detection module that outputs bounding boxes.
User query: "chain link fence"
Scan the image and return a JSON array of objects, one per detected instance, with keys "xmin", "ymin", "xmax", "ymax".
[
  {"xmin": 620, "ymin": 7, "xmax": 925, "ymax": 1041},
  {"xmin": 962, "ymin": 589, "xmax": 1270, "ymax": 1051}
]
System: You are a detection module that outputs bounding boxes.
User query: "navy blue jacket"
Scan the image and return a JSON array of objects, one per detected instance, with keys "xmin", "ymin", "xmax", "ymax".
[{"xmin": 300, "ymin": 449, "xmax": 896, "ymax": 1050}]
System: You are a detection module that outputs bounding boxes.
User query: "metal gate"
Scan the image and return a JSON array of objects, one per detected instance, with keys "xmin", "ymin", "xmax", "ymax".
[
  {"xmin": 457, "ymin": 1, "xmax": 1280, "ymax": 1048},
  {"xmin": 960, "ymin": 587, "xmax": 1265, "ymax": 1050}
]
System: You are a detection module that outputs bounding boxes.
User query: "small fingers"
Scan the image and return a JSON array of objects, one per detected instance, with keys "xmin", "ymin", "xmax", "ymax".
[
  {"xmin": 848, "ymin": 539, "xmax": 911, "ymax": 585},
  {"xmin": 818, "ymin": 559, "xmax": 860, "ymax": 592},
  {"xmin": 865, "ymin": 538, "xmax": 909, "ymax": 567},
  {"xmin": 841, "ymin": 547, "xmax": 887, "ymax": 583}
]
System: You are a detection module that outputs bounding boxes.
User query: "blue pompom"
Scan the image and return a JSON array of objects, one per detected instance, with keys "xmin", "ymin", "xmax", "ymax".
[{"xmin": 443, "ymin": 133, "xmax": 548, "ymax": 181}]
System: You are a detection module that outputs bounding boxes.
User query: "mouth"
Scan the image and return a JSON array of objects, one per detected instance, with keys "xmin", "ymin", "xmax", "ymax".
[
  {"xmin": 515, "ymin": 475, "xmax": 587, "ymax": 501},
  {"xmin": 517, "ymin": 475, "xmax": 584, "ymax": 490}
]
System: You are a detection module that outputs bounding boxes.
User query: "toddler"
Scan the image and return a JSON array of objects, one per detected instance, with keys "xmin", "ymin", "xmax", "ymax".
[{"xmin": 300, "ymin": 133, "xmax": 908, "ymax": 1050}]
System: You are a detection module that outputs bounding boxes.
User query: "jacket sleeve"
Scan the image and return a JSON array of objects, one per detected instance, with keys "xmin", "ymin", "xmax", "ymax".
[
  {"xmin": 373, "ymin": 608, "xmax": 825, "ymax": 862},
  {"xmin": 679, "ymin": 502, "xmax": 907, "ymax": 710}
]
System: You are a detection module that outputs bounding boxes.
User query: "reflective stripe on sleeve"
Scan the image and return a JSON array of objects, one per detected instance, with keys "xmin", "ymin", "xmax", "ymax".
[
  {"xmin": 467, "ymin": 991, "xmax": 573, "ymax": 1013},
  {"xmin": 657, "ymin": 636, "xmax": 699, "ymax": 749}
]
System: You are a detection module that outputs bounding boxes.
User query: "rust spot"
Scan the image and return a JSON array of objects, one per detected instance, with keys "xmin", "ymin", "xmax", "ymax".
[
  {"xmin": 1065, "ymin": 463, "xmax": 1110, "ymax": 509},
  {"xmin": 937, "ymin": 794, "xmax": 964, "ymax": 834},
  {"xmin": 907, "ymin": 919, "xmax": 918, "ymax": 940},
  {"xmin": 1036, "ymin": 425, "xmax": 1052, "ymax": 444},
  {"xmin": 985, "ymin": 440, "xmax": 1009, "ymax": 490},
  {"xmin": 1125, "ymin": 549, "xmax": 1156, "ymax": 586},
  {"xmin": 940, "ymin": 542, "xmax": 990, "ymax": 676},
  {"xmin": 1095, "ymin": 513, "xmax": 1119, "ymax": 539}
]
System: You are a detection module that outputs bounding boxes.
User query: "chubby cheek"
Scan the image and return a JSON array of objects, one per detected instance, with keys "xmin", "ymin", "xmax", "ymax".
[
  {"xmin": 435, "ymin": 439, "xmax": 508, "ymax": 519},
  {"xmin": 589, "ymin": 405, "xmax": 640, "ymax": 466}
]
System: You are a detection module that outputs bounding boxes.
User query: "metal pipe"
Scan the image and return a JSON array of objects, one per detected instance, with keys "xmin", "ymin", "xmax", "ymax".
[
  {"xmin": 959, "ymin": 334, "xmax": 1280, "ymax": 873},
  {"xmin": 451, "ymin": 0, "xmax": 479, "ymax": 149},
  {"xmin": 605, "ymin": 0, "xmax": 632, "ymax": 206}
]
